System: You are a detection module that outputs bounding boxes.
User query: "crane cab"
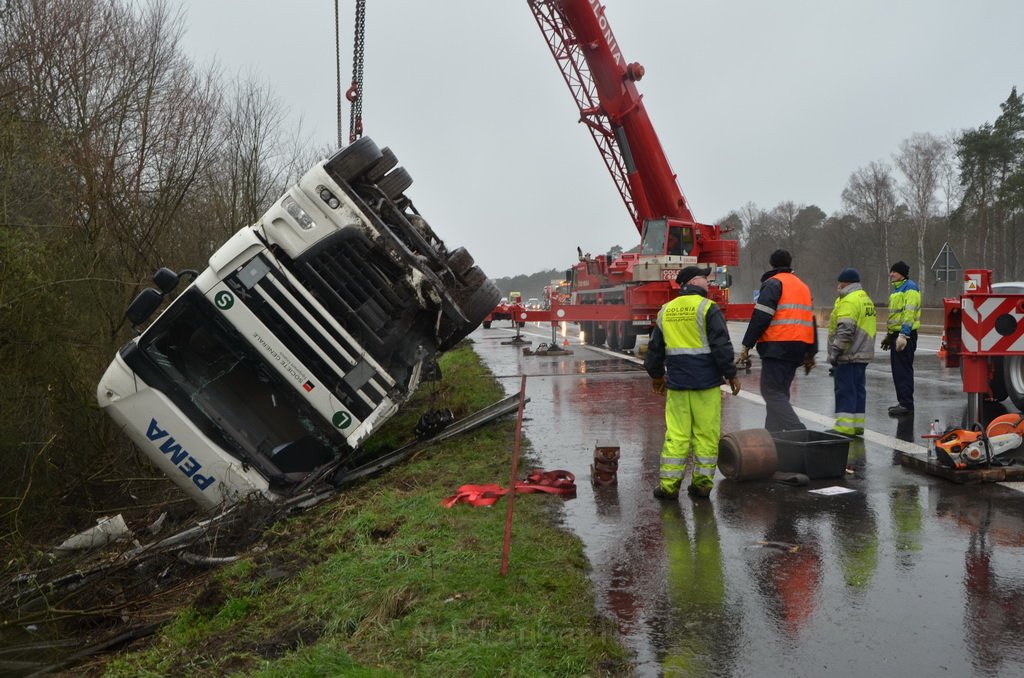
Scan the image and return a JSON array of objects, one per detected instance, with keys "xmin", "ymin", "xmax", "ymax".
[{"xmin": 641, "ymin": 218, "xmax": 695, "ymax": 257}]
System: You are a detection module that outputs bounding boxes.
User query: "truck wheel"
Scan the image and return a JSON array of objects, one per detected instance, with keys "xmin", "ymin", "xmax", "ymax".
[
  {"xmin": 447, "ymin": 247, "xmax": 474, "ymax": 275},
  {"xmin": 366, "ymin": 147, "xmax": 398, "ymax": 182},
  {"xmin": 483, "ymin": 320, "xmax": 492, "ymax": 329},
  {"xmin": 324, "ymin": 137, "xmax": 382, "ymax": 183},
  {"xmin": 1005, "ymin": 356, "xmax": 1024, "ymax": 411},
  {"xmin": 378, "ymin": 167, "xmax": 413, "ymax": 200},
  {"xmin": 462, "ymin": 265, "xmax": 487, "ymax": 288},
  {"xmin": 463, "ymin": 280, "xmax": 501, "ymax": 326},
  {"xmin": 439, "ymin": 282, "xmax": 501, "ymax": 350}
]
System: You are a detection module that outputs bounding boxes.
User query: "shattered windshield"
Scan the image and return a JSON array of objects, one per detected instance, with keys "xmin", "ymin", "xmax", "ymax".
[{"xmin": 138, "ymin": 291, "xmax": 344, "ymax": 473}]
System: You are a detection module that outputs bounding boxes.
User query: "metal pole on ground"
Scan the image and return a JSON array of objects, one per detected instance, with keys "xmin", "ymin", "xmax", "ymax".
[{"xmin": 500, "ymin": 375, "xmax": 528, "ymax": 576}]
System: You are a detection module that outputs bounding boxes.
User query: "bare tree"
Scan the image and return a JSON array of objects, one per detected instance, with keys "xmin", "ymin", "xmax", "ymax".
[
  {"xmin": 842, "ymin": 161, "xmax": 898, "ymax": 291},
  {"xmin": 3, "ymin": 0, "xmax": 223, "ymax": 323},
  {"xmin": 0, "ymin": 0, "xmax": 228, "ymax": 544},
  {"xmin": 736, "ymin": 201, "xmax": 763, "ymax": 248},
  {"xmin": 736, "ymin": 201, "xmax": 768, "ymax": 294},
  {"xmin": 766, "ymin": 200, "xmax": 801, "ymax": 251},
  {"xmin": 894, "ymin": 132, "xmax": 946, "ymax": 297},
  {"xmin": 937, "ymin": 131, "xmax": 967, "ymax": 261}
]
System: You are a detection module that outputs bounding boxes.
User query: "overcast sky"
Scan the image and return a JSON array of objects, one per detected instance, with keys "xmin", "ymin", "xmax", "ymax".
[{"xmin": 179, "ymin": 0, "xmax": 1024, "ymax": 279}]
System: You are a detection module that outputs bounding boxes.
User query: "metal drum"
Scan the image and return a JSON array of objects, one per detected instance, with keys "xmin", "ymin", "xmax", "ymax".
[{"xmin": 718, "ymin": 428, "xmax": 777, "ymax": 481}]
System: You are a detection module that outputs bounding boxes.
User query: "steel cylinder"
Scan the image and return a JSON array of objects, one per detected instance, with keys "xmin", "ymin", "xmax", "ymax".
[{"xmin": 718, "ymin": 428, "xmax": 777, "ymax": 481}]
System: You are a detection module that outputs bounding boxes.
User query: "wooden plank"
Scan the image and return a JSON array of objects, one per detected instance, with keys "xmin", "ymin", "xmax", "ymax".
[{"xmin": 899, "ymin": 452, "xmax": 1024, "ymax": 484}]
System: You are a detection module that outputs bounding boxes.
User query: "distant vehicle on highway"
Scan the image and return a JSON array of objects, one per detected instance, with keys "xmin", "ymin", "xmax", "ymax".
[{"xmin": 527, "ymin": 298, "xmax": 541, "ymax": 309}]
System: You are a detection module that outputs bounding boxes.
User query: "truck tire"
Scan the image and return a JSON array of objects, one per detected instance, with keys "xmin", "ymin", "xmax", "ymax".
[
  {"xmin": 447, "ymin": 247, "xmax": 474, "ymax": 275},
  {"xmin": 378, "ymin": 167, "xmax": 413, "ymax": 200},
  {"xmin": 324, "ymin": 137, "xmax": 382, "ymax": 183},
  {"xmin": 1005, "ymin": 356, "xmax": 1024, "ymax": 411},
  {"xmin": 439, "ymin": 281, "xmax": 501, "ymax": 350},
  {"xmin": 462, "ymin": 265, "xmax": 487, "ymax": 288},
  {"xmin": 365, "ymin": 147, "xmax": 398, "ymax": 183}
]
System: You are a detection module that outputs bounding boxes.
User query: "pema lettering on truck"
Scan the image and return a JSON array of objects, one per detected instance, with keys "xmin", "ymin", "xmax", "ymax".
[{"xmin": 146, "ymin": 418, "xmax": 216, "ymax": 491}]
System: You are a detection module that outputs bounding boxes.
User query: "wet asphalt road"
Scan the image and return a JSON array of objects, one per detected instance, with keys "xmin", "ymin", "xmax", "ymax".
[{"xmin": 470, "ymin": 322, "xmax": 1024, "ymax": 677}]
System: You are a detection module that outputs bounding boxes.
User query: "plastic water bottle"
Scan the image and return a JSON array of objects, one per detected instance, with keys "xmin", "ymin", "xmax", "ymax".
[{"xmin": 929, "ymin": 419, "xmax": 940, "ymax": 435}]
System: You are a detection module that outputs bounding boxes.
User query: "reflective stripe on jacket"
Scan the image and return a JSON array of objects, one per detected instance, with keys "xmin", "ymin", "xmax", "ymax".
[
  {"xmin": 886, "ymin": 279, "xmax": 921, "ymax": 334},
  {"xmin": 759, "ymin": 272, "xmax": 815, "ymax": 344},
  {"xmin": 828, "ymin": 285, "xmax": 876, "ymax": 364}
]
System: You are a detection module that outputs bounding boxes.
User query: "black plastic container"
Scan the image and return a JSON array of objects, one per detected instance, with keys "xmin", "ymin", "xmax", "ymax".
[{"xmin": 772, "ymin": 430, "xmax": 850, "ymax": 479}]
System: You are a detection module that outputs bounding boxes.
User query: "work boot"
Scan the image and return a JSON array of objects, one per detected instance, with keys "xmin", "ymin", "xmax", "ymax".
[
  {"xmin": 652, "ymin": 486, "xmax": 678, "ymax": 501},
  {"xmin": 888, "ymin": 405, "xmax": 913, "ymax": 417},
  {"xmin": 686, "ymin": 483, "xmax": 712, "ymax": 499}
]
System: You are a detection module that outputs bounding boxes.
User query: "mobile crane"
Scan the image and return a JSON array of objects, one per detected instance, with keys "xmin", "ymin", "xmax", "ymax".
[{"xmin": 500, "ymin": 0, "xmax": 752, "ymax": 350}]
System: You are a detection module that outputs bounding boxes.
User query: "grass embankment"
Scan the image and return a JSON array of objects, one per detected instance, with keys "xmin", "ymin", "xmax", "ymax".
[{"xmin": 99, "ymin": 342, "xmax": 631, "ymax": 676}]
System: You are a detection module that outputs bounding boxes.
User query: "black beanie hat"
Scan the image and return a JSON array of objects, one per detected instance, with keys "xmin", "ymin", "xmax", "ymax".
[
  {"xmin": 890, "ymin": 261, "xmax": 910, "ymax": 278},
  {"xmin": 769, "ymin": 249, "xmax": 792, "ymax": 268},
  {"xmin": 837, "ymin": 268, "xmax": 860, "ymax": 283}
]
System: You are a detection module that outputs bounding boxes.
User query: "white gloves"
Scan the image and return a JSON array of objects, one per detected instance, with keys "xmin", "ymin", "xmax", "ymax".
[{"xmin": 895, "ymin": 334, "xmax": 908, "ymax": 352}]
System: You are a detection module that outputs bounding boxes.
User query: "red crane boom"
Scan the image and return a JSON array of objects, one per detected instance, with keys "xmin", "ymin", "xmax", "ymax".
[{"xmin": 528, "ymin": 0, "xmax": 695, "ymax": 230}]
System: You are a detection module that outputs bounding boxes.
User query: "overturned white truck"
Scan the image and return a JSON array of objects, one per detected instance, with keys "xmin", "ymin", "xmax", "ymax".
[{"xmin": 97, "ymin": 138, "xmax": 500, "ymax": 508}]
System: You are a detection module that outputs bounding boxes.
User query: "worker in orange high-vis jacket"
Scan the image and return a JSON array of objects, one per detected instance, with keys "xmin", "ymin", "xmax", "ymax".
[{"xmin": 737, "ymin": 249, "xmax": 818, "ymax": 431}]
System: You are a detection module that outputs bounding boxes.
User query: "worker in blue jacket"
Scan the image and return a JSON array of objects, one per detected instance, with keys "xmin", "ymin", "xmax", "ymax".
[{"xmin": 646, "ymin": 266, "xmax": 741, "ymax": 500}]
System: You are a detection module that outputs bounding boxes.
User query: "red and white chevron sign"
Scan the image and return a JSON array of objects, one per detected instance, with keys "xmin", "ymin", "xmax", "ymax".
[{"xmin": 962, "ymin": 295, "xmax": 1024, "ymax": 355}]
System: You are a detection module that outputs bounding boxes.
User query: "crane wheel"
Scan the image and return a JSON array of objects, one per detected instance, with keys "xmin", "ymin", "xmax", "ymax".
[
  {"xmin": 606, "ymin": 322, "xmax": 622, "ymax": 350},
  {"xmin": 620, "ymin": 322, "xmax": 637, "ymax": 350}
]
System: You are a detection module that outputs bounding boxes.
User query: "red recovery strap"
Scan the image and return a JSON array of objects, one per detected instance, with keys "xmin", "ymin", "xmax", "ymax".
[{"xmin": 443, "ymin": 469, "xmax": 576, "ymax": 508}]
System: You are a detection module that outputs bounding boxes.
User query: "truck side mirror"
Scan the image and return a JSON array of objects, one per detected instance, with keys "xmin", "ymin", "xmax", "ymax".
[
  {"xmin": 153, "ymin": 268, "xmax": 180, "ymax": 294},
  {"xmin": 125, "ymin": 288, "xmax": 164, "ymax": 327}
]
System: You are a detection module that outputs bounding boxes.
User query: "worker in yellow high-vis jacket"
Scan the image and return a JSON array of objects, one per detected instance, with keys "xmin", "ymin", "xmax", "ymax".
[
  {"xmin": 826, "ymin": 268, "xmax": 876, "ymax": 436},
  {"xmin": 881, "ymin": 260, "xmax": 921, "ymax": 417},
  {"xmin": 645, "ymin": 266, "xmax": 741, "ymax": 500}
]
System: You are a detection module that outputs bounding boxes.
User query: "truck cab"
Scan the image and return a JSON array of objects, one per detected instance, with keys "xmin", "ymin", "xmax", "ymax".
[{"xmin": 97, "ymin": 138, "xmax": 499, "ymax": 508}]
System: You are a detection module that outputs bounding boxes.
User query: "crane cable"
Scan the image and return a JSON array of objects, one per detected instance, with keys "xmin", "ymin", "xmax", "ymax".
[
  {"xmin": 347, "ymin": 0, "xmax": 366, "ymax": 144},
  {"xmin": 334, "ymin": 0, "xmax": 343, "ymax": 148}
]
